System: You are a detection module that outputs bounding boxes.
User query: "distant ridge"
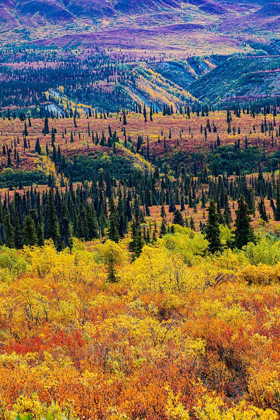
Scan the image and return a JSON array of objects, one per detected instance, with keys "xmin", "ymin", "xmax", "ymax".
[{"xmin": 0, "ymin": 0, "xmax": 279, "ymax": 52}]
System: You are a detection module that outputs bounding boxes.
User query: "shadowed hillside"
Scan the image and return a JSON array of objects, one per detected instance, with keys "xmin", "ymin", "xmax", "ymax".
[{"xmin": 0, "ymin": 0, "xmax": 279, "ymax": 54}]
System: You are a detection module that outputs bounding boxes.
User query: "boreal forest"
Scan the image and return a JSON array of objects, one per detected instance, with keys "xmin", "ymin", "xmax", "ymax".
[{"xmin": 1, "ymin": 0, "xmax": 280, "ymax": 419}]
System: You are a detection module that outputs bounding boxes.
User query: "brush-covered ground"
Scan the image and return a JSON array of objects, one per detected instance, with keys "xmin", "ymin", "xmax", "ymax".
[
  {"xmin": 0, "ymin": 109, "xmax": 279, "ymax": 178},
  {"xmin": 0, "ymin": 228, "xmax": 280, "ymax": 419},
  {"xmin": 0, "ymin": 108, "xmax": 280, "ymax": 419},
  {"xmin": 0, "ymin": 109, "xmax": 280, "ymax": 233}
]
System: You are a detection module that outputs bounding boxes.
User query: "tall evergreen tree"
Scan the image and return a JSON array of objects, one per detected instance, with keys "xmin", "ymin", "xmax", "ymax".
[
  {"xmin": 143, "ymin": 105, "xmax": 147, "ymax": 123},
  {"xmin": 37, "ymin": 223, "xmax": 44, "ymax": 247},
  {"xmin": 205, "ymin": 201, "xmax": 223, "ymax": 253},
  {"xmin": 106, "ymin": 251, "xmax": 118, "ymax": 283},
  {"xmin": 117, "ymin": 192, "xmax": 127, "ymax": 238},
  {"xmin": 275, "ymin": 181, "xmax": 280, "ymax": 221},
  {"xmin": 173, "ymin": 209, "xmax": 184, "ymax": 226},
  {"xmin": 235, "ymin": 195, "xmax": 254, "ymax": 249},
  {"xmin": 23, "ymin": 216, "xmax": 38, "ymax": 246},
  {"xmin": 123, "ymin": 111, "xmax": 127, "ymax": 126},
  {"xmin": 7, "ymin": 151, "xmax": 12, "ymax": 167},
  {"xmin": 43, "ymin": 116, "xmax": 49, "ymax": 135},
  {"xmin": 159, "ymin": 219, "xmax": 167, "ymax": 237},
  {"xmin": 160, "ymin": 204, "xmax": 166, "ymax": 220},
  {"xmin": 60, "ymin": 217, "xmax": 73, "ymax": 251},
  {"xmin": 108, "ymin": 197, "xmax": 120, "ymax": 243},
  {"xmin": 190, "ymin": 217, "xmax": 195, "ymax": 231},
  {"xmin": 258, "ymin": 198, "xmax": 268, "ymax": 222},
  {"xmin": 35, "ymin": 138, "xmax": 41, "ymax": 155},
  {"xmin": 45, "ymin": 189, "xmax": 60, "ymax": 248},
  {"xmin": 4, "ymin": 213, "xmax": 15, "ymax": 248},
  {"xmin": 23, "ymin": 121, "xmax": 28, "ymax": 137},
  {"xmin": 14, "ymin": 213, "xmax": 23, "ymax": 249},
  {"xmin": 86, "ymin": 206, "xmax": 99, "ymax": 239},
  {"xmin": 129, "ymin": 221, "xmax": 144, "ymax": 260}
]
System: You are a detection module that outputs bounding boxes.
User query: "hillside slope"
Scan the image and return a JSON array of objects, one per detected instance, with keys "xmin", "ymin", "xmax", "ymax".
[
  {"xmin": 0, "ymin": 0, "xmax": 279, "ymax": 54},
  {"xmin": 189, "ymin": 55, "xmax": 280, "ymax": 105}
]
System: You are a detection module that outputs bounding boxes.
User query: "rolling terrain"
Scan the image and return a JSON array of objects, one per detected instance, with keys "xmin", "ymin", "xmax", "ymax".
[
  {"xmin": 0, "ymin": 109, "xmax": 279, "ymax": 178},
  {"xmin": 0, "ymin": 0, "xmax": 280, "ymax": 114},
  {"xmin": 1, "ymin": 47, "xmax": 280, "ymax": 115},
  {"xmin": 2, "ymin": 2, "xmax": 280, "ymax": 419},
  {"xmin": 0, "ymin": 0, "xmax": 279, "ymax": 55}
]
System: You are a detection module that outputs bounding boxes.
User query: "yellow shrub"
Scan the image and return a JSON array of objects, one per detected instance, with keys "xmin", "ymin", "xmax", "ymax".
[{"xmin": 240, "ymin": 263, "xmax": 280, "ymax": 285}]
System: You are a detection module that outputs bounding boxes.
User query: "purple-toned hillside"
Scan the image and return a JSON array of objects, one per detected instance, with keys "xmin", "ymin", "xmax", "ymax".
[{"xmin": 0, "ymin": 0, "xmax": 279, "ymax": 53}]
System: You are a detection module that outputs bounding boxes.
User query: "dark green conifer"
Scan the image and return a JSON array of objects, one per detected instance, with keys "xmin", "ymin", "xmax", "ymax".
[
  {"xmin": 35, "ymin": 138, "xmax": 41, "ymax": 155},
  {"xmin": 7, "ymin": 151, "xmax": 12, "ymax": 167},
  {"xmin": 159, "ymin": 219, "xmax": 167, "ymax": 237},
  {"xmin": 45, "ymin": 189, "xmax": 60, "ymax": 248},
  {"xmin": 235, "ymin": 196, "xmax": 254, "ymax": 249},
  {"xmin": 173, "ymin": 209, "xmax": 184, "ymax": 226},
  {"xmin": 37, "ymin": 223, "xmax": 44, "ymax": 247},
  {"xmin": 14, "ymin": 213, "xmax": 23, "ymax": 249},
  {"xmin": 4, "ymin": 213, "xmax": 15, "ymax": 248},
  {"xmin": 108, "ymin": 197, "xmax": 120, "ymax": 243},
  {"xmin": 23, "ymin": 216, "xmax": 38, "ymax": 246},
  {"xmin": 60, "ymin": 217, "xmax": 73, "ymax": 250},
  {"xmin": 258, "ymin": 198, "xmax": 268, "ymax": 222},
  {"xmin": 43, "ymin": 116, "xmax": 49, "ymax": 135},
  {"xmin": 106, "ymin": 252, "xmax": 118, "ymax": 282},
  {"xmin": 143, "ymin": 105, "xmax": 147, "ymax": 122},
  {"xmin": 129, "ymin": 221, "xmax": 144, "ymax": 260},
  {"xmin": 205, "ymin": 201, "xmax": 223, "ymax": 254},
  {"xmin": 275, "ymin": 181, "xmax": 280, "ymax": 221},
  {"xmin": 190, "ymin": 217, "xmax": 195, "ymax": 231}
]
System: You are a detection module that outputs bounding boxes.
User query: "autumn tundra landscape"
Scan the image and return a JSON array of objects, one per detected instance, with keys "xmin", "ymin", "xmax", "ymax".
[{"xmin": 1, "ymin": 0, "xmax": 280, "ymax": 419}]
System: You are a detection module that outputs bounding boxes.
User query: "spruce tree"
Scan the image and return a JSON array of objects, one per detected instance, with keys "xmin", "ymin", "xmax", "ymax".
[
  {"xmin": 150, "ymin": 106, "xmax": 153, "ymax": 121},
  {"xmin": 160, "ymin": 204, "xmax": 166, "ymax": 220},
  {"xmin": 143, "ymin": 105, "xmax": 147, "ymax": 122},
  {"xmin": 201, "ymin": 188, "xmax": 206, "ymax": 208},
  {"xmin": 258, "ymin": 198, "xmax": 268, "ymax": 222},
  {"xmin": 7, "ymin": 151, "xmax": 12, "ymax": 167},
  {"xmin": 235, "ymin": 195, "xmax": 254, "ymax": 249},
  {"xmin": 60, "ymin": 217, "xmax": 73, "ymax": 250},
  {"xmin": 117, "ymin": 192, "xmax": 127, "ymax": 238},
  {"xmin": 173, "ymin": 209, "xmax": 184, "ymax": 226},
  {"xmin": 223, "ymin": 194, "xmax": 232, "ymax": 227},
  {"xmin": 205, "ymin": 201, "xmax": 222, "ymax": 254},
  {"xmin": 4, "ymin": 213, "xmax": 15, "ymax": 248},
  {"xmin": 43, "ymin": 116, "xmax": 49, "ymax": 135},
  {"xmin": 14, "ymin": 213, "xmax": 23, "ymax": 249},
  {"xmin": 86, "ymin": 206, "xmax": 99, "ymax": 239},
  {"xmin": 275, "ymin": 181, "xmax": 280, "ymax": 221},
  {"xmin": 106, "ymin": 252, "xmax": 118, "ymax": 282},
  {"xmin": 169, "ymin": 187, "xmax": 176, "ymax": 213},
  {"xmin": 35, "ymin": 138, "xmax": 41, "ymax": 155},
  {"xmin": 45, "ymin": 189, "xmax": 60, "ymax": 248},
  {"xmin": 123, "ymin": 111, "xmax": 127, "ymax": 126},
  {"xmin": 37, "ymin": 223, "xmax": 44, "ymax": 247},
  {"xmin": 23, "ymin": 216, "xmax": 38, "ymax": 246},
  {"xmin": 23, "ymin": 121, "xmax": 28, "ymax": 137},
  {"xmin": 190, "ymin": 216, "xmax": 195, "ymax": 231},
  {"xmin": 129, "ymin": 221, "xmax": 144, "ymax": 260},
  {"xmin": 108, "ymin": 197, "xmax": 120, "ymax": 243},
  {"xmin": 159, "ymin": 219, "xmax": 167, "ymax": 237}
]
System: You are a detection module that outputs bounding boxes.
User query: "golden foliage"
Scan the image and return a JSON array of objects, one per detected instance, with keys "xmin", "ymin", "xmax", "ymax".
[{"xmin": 0, "ymin": 233, "xmax": 279, "ymax": 418}]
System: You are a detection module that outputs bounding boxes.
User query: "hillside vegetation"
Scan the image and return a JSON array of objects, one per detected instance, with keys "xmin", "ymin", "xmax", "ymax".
[
  {"xmin": 1, "ymin": 1, "xmax": 280, "ymax": 418},
  {"xmin": 0, "ymin": 232, "xmax": 280, "ymax": 419}
]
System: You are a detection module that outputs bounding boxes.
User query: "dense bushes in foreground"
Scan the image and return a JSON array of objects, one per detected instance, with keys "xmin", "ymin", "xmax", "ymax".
[{"xmin": 0, "ymin": 229, "xmax": 280, "ymax": 419}]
